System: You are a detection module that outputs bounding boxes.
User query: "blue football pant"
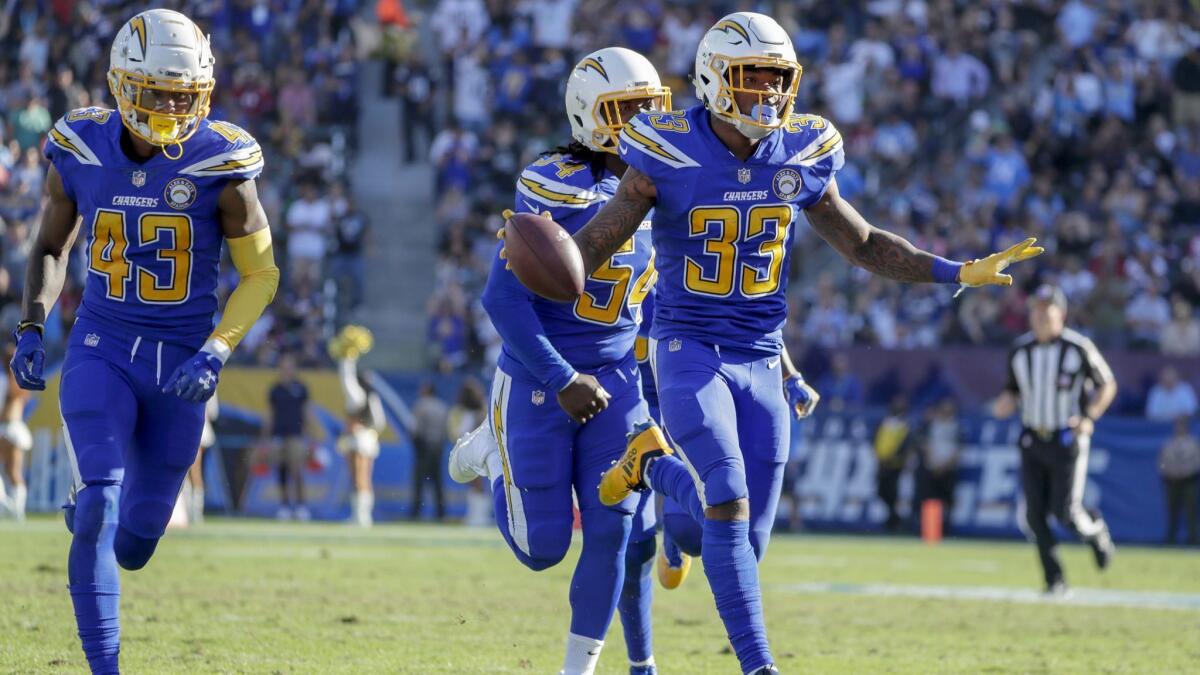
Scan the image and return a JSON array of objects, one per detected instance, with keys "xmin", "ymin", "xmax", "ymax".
[
  {"xmin": 62, "ymin": 319, "xmax": 205, "ymax": 673},
  {"xmin": 488, "ymin": 358, "xmax": 647, "ymax": 644},
  {"xmin": 651, "ymin": 337, "xmax": 789, "ymax": 672}
]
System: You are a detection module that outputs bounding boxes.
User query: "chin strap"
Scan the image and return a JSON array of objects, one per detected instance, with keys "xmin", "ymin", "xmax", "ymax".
[{"xmin": 161, "ymin": 142, "xmax": 184, "ymax": 160}]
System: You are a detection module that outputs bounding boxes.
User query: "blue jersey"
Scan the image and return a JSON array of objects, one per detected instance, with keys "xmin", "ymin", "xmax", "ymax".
[
  {"xmin": 483, "ymin": 152, "xmax": 654, "ymax": 390},
  {"xmin": 619, "ymin": 104, "xmax": 844, "ymax": 354},
  {"xmin": 44, "ymin": 107, "xmax": 264, "ymax": 348}
]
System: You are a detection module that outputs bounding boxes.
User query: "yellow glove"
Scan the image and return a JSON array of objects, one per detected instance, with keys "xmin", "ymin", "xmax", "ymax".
[{"xmin": 959, "ymin": 237, "xmax": 1044, "ymax": 288}]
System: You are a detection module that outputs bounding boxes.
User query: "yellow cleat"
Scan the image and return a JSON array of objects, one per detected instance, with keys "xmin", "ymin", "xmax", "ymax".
[
  {"xmin": 598, "ymin": 420, "xmax": 671, "ymax": 506},
  {"xmin": 657, "ymin": 547, "xmax": 691, "ymax": 590}
]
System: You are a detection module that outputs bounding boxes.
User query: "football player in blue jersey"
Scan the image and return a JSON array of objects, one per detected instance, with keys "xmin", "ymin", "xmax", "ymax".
[
  {"xmin": 448, "ymin": 47, "xmax": 668, "ymax": 675},
  {"xmin": 10, "ymin": 10, "xmax": 279, "ymax": 673},
  {"xmin": 504, "ymin": 13, "xmax": 1043, "ymax": 674}
]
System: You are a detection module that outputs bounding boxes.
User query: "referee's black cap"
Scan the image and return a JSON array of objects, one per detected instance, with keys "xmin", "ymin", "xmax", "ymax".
[{"xmin": 1029, "ymin": 284, "xmax": 1067, "ymax": 311}]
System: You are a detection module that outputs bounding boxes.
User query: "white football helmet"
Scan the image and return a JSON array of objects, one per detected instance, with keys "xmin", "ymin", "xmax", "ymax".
[
  {"xmin": 108, "ymin": 9, "xmax": 215, "ymax": 153},
  {"xmin": 693, "ymin": 12, "xmax": 802, "ymax": 140},
  {"xmin": 566, "ymin": 47, "xmax": 671, "ymax": 154}
]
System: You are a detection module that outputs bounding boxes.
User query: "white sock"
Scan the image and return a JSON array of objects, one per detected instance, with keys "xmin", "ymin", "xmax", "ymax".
[
  {"xmin": 561, "ymin": 633, "xmax": 603, "ymax": 675},
  {"xmin": 14, "ymin": 485, "xmax": 26, "ymax": 520},
  {"xmin": 485, "ymin": 452, "xmax": 504, "ymax": 484},
  {"xmin": 189, "ymin": 486, "xmax": 204, "ymax": 523},
  {"xmin": 630, "ymin": 656, "xmax": 655, "ymax": 668},
  {"xmin": 358, "ymin": 490, "xmax": 374, "ymax": 525}
]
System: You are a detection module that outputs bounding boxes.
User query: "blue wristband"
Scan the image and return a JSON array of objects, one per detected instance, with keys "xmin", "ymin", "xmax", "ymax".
[{"xmin": 932, "ymin": 257, "xmax": 964, "ymax": 284}]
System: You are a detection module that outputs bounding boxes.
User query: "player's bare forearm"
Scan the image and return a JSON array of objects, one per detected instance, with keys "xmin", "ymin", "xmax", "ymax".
[
  {"xmin": 806, "ymin": 180, "xmax": 938, "ymax": 283},
  {"xmin": 22, "ymin": 165, "xmax": 80, "ymax": 324},
  {"xmin": 573, "ymin": 166, "xmax": 656, "ymax": 274},
  {"xmin": 219, "ymin": 179, "xmax": 269, "ymax": 237}
]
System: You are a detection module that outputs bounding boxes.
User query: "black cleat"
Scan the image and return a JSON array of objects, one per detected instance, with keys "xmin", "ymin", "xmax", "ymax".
[{"xmin": 1091, "ymin": 522, "xmax": 1115, "ymax": 571}]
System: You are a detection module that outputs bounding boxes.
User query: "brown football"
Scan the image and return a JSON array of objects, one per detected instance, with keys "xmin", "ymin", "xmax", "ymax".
[{"xmin": 504, "ymin": 212, "xmax": 586, "ymax": 302}]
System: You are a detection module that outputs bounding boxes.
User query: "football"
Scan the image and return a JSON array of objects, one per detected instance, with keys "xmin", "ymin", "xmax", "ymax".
[{"xmin": 503, "ymin": 212, "xmax": 586, "ymax": 302}]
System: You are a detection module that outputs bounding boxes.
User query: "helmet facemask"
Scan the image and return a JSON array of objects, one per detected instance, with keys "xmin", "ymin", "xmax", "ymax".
[
  {"xmin": 589, "ymin": 87, "xmax": 672, "ymax": 154},
  {"xmin": 109, "ymin": 67, "xmax": 214, "ymax": 150},
  {"xmin": 704, "ymin": 56, "xmax": 801, "ymax": 140}
]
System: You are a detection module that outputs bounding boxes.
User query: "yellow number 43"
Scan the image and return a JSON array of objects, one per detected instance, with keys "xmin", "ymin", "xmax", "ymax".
[{"xmin": 90, "ymin": 210, "xmax": 193, "ymax": 304}]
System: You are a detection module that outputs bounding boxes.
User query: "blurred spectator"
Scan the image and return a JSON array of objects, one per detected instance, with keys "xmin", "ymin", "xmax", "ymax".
[
  {"xmin": 1161, "ymin": 300, "xmax": 1200, "ymax": 357},
  {"xmin": 396, "ymin": 55, "xmax": 435, "ymax": 163},
  {"xmin": 817, "ymin": 353, "xmax": 864, "ymax": 412},
  {"xmin": 915, "ymin": 399, "xmax": 961, "ymax": 535},
  {"xmin": 873, "ymin": 396, "xmax": 912, "ymax": 533},
  {"xmin": 1125, "ymin": 281, "xmax": 1171, "ymax": 350},
  {"xmin": 427, "ymin": 290, "xmax": 469, "ymax": 373},
  {"xmin": 1146, "ymin": 368, "xmax": 1199, "ymax": 422},
  {"xmin": 410, "ymin": 381, "xmax": 449, "ymax": 520},
  {"xmin": 285, "ymin": 182, "xmax": 333, "ymax": 288},
  {"xmin": 1159, "ymin": 417, "xmax": 1200, "ymax": 545},
  {"xmin": 262, "ymin": 354, "xmax": 312, "ymax": 522},
  {"xmin": 329, "ymin": 182, "xmax": 368, "ymax": 312}
]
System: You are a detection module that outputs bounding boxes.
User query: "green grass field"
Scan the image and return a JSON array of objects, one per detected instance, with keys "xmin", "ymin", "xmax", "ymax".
[{"xmin": 2, "ymin": 517, "xmax": 1197, "ymax": 674}]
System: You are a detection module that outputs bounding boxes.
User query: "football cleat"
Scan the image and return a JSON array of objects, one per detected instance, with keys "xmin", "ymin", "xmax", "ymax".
[
  {"xmin": 448, "ymin": 420, "xmax": 496, "ymax": 484},
  {"xmin": 630, "ymin": 665, "xmax": 658, "ymax": 675},
  {"xmin": 598, "ymin": 420, "xmax": 671, "ymax": 506},
  {"xmin": 1091, "ymin": 521, "xmax": 1115, "ymax": 571},
  {"xmin": 657, "ymin": 538, "xmax": 691, "ymax": 590},
  {"xmin": 749, "ymin": 666, "xmax": 780, "ymax": 674},
  {"xmin": 1045, "ymin": 580, "xmax": 1069, "ymax": 598}
]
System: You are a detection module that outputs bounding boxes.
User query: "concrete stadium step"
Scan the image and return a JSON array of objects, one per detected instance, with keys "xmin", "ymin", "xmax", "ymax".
[{"xmin": 349, "ymin": 60, "xmax": 436, "ymax": 370}]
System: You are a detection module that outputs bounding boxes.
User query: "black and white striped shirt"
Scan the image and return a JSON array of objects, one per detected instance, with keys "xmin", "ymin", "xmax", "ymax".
[{"xmin": 1006, "ymin": 328, "xmax": 1115, "ymax": 432}]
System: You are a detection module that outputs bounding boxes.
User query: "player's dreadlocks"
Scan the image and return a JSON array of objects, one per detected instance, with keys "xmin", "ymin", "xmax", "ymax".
[{"xmin": 541, "ymin": 141, "xmax": 609, "ymax": 183}]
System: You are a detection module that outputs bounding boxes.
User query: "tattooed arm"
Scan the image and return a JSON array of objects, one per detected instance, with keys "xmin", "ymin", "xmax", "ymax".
[
  {"xmin": 804, "ymin": 178, "xmax": 940, "ymax": 283},
  {"xmin": 573, "ymin": 166, "xmax": 657, "ymax": 275}
]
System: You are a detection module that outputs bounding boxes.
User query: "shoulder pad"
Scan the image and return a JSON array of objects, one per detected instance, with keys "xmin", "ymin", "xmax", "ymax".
[
  {"xmin": 516, "ymin": 155, "xmax": 604, "ymax": 212},
  {"xmin": 782, "ymin": 114, "xmax": 843, "ymax": 167},
  {"xmin": 176, "ymin": 119, "xmax": 264, "ymax": 179},
  {"xmin": 619, "ymin": 112, "xmax": 702, "ymax": 171},
  {"xmin": 45, "ymin": 107, "xmax": 116, "ymax": 167}
]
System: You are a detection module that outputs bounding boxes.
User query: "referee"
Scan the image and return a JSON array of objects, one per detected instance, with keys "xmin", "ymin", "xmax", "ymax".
[{"xmin": 993, "ymin": 285, "xmax": 1117, "ymax": 593}]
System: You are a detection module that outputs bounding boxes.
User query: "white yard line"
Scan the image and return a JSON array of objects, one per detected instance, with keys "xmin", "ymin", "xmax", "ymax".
[{"xmin": 773, "ymin": 582, "xmax": 1200, "ymax": 611}]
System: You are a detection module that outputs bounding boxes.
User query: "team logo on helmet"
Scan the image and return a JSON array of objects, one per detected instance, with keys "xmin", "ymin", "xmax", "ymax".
[
  {"xmin": 713, "ymin": 19, "xmax": 751, "ymax": 44},
  {"xmin": 772, "ymin": 168, "xmax": 802, "ymax": 201},
  {"xmin": 576, "ymin": 57, "xmax": 609, "ymax": 82},
  {"xmin": 164, "ymin": 177, "xmax": 197, "ymax": 210}
]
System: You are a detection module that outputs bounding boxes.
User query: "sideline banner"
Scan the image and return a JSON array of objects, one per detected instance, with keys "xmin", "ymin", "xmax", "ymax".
[{"xmin": 792, "ymin": 411, "xmax": 1177, "ymax": 544}]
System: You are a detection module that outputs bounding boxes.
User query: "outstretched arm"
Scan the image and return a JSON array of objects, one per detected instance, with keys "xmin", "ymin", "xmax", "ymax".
[
  {"xmin": 805, "ymin": 179, "xmax": 945, "ymax": 283},
  {"xmin": 805, "ymin": 179, "xmax": 1042, "ymax": 286},
  {"xmin": 572, "ymin": 166, "xmax": 657, "ymax": 275}
]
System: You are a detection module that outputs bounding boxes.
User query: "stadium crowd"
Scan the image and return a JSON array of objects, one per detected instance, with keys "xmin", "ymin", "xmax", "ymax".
[
  {"xmin": 0, "ymin": 0, "xmax": 366, "ymax": 367},
  {"xmin": 401, "ymin": 0, "xmax": 1200, "ymax": 379}
]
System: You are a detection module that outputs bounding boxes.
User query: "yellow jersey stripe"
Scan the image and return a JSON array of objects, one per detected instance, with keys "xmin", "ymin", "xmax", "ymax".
[
  {"xmin": 802, "ymin": 131, "xmax": 842, "ymax": 162},
  {"xmin": 518, "ymin": 176, "xmax": 595, "ymax": 206},
  {"xmin": 623, "ymin": 125, "xmax": 684, "ymax": 164},
  {"xmin": 203, "ymin": 150, "xmax": 265, "ymax": 173},
  {"xmin": 48, "ymin": 127, "xmax": 84, "ymax": 157}
]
